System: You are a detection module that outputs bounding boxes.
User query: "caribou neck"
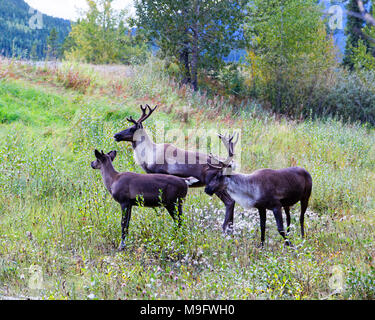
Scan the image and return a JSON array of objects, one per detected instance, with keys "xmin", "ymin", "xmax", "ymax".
[
  {"xmin": 131, "ymin": 129, "xmax": 157, "ymax": 169},
  {"xmin": 100, "ymin": 161, "xmax": 118, "ymax": 194},
  {"xmin": 223, "ymin": 174, "xmax": 233, "ymax": 187},
  {"xmin": 224, "ymin": 173, "xmax": 248, "ymax": 193},
  {"xmin": 132, "ymin": 128, "xmax": 155, "ymax": 150}
]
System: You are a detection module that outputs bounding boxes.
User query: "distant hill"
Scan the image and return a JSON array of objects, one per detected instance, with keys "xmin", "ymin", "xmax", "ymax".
[{"xmin": 0, "ymin": 0, "xmax": 71, "ymax": 59}]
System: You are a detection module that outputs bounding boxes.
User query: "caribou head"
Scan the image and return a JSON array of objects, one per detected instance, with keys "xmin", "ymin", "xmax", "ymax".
[
  {"xmin": 91, "ymin": 150, "xmax": 117, "ymax": 169},
  {"xmin": 114, "ymin": 104, "xmax": 157, "ymax": 142},
  {"xmin": 204, "ymin": 133, "xmax": 239, "ymax": 196}
]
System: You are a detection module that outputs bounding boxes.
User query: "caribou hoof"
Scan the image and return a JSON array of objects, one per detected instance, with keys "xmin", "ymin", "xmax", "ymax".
[
  {"xmin": 222, "ymin": 224, "xmax": 233, "ymax": 235},
  {"xmin": 118, "ymin": 240, "xmax": 126, "ymax": 251},
  {"xmin": 284, "ymin": 239, "xmax": 293, "ymax": 247},
  {"xmin": 256, "ymin": 242, "xmax": 265, "ymax": 249}
]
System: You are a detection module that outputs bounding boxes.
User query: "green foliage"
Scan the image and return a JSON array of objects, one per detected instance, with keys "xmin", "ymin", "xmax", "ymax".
[
  {"xmin": 311, "ymin": 68, "xmax": 375, "ymax": 125},
  {"xmin": 348, "ymin": 3, "xmax": 375, "ymax": 72},
  {"xmin": 64, "ymin": 0, "xmax": 149, "ymax": 64},
  {"xmin": 242, "ymin": 0, "xmax": 375, "ymax": 125},
  {"xmin": 349, "ymin": 38, "xmax": 375, "ymax": 71},
  {"xmin": 218, "ymin": 64, "xmax": 248, "ymax": 97},
  {"xmin": 244, "ymin": 0, "xmax": 337, "ymax": 115},
  {"xmin": 346, "ymin": 267, "xmax": 375, "ymax": 299},
  {"xmin": 242, "ymin": 0, "xmax": 375, "ymax": 124},
  {"xmin": 134, "ymin": 0, "xmax": 248, "ymax": 89},
  {"xmin": 46, "ymin": 28, "xmax": 59, "ymax": 61},
  {"xmin": 0, "ymin": 0, "xmax": 71, "ymax": 60},
  {"xmin": 343, "ymin": 0, "xmax": 371, "ymax": 68}
]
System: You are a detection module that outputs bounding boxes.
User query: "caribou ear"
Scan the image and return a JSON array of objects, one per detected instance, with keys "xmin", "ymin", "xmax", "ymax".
[
  {"xmin": 108, "ymin": 150, "xmax": 117, "ymax": 161},
  {"xmin": 94, "ymin": 149, "xmax": 101, "ymax": 159}
]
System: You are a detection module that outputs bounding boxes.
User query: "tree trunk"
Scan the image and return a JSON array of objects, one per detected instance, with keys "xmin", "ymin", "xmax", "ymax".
[
  {"xmin": 191, "ymin": 3, "xmax": 200, "ymax": 91},
  {"xmin": 180, "ymin": 44, "xmax": 191, "ymax": 85},
  {"xmin": 191, "ymin": 31, "xmax": 198, "ymax": 91},
  {"xmin": 180, "ymin": 8, "xmax": 192, "ymax": 86}
]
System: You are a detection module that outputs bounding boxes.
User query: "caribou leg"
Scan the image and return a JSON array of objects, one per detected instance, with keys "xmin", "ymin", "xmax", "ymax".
[
  {"xmin": 215, "ymin": 190, "xmax": 235, "ymax": 233},
  {"xmin": 119, "ymin": 203, "xmax": 132, "ymax": 251},
  {"xmin": 259, "ymin": 207, "xmax": 267, "ymax": 247},
  {"xmin": 284, "ymin": 206, "xmax": 291, "ymax": 235},
  {"xmin": 272, "ymin": 205, "xmax": 291, "ymax": 246},
  {"xmin": 300, "ymin": 198, "xmax": 309, "ymax": 238}
]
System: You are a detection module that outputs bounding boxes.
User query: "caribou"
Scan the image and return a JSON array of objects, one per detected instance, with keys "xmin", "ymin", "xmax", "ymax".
[
  {"xmin": 204, "ymin": 137, "xmax": 312, "ymax": 247},
  {"xmin": 113, "ymin": 104, "xmax": 237, "ymax": 232},
  {"xmin": 91, "ymin": 149, "xmax": 196, "ymax": 250}
]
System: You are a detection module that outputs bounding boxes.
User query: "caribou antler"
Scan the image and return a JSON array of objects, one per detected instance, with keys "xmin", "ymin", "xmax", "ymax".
[
  {"xmin": 208, "ymin": 152, "xmax": 228, "ymax": 169},
  {"xmin": 126, "ymin": 104, "xmax": 158, "ymax": 125},
  {"xmin": 207, "ymin": 132, "xmax": 239, "ymax": 169},
  {"xmin": 207, "ymin": 152, "xmax": 233, "ymax": 169},
  {"xmin": 141, "ymin": 104, "xmax": 158, "ymax": 123},
  {"xmin": 126, "ymin": 115, "xmax": 138, "ymax": 125},
  {"xmin": 218, "ymin": 132, "xmax": 239, "ymax": 158}
]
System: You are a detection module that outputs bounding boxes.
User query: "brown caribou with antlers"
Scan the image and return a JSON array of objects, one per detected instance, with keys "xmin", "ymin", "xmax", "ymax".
[
  {"xmin": 205, "ymin": 136, "xmax": 312, "ymax": 247},
  {"xmin": 113, "ymin": 105, "xmax": 238, "ymax": 232}
]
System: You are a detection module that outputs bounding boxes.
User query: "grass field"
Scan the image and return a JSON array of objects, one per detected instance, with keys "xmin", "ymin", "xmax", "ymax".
[{"xmin": 0, "ymin": 58, "xmax": 375, "ymax": 299}]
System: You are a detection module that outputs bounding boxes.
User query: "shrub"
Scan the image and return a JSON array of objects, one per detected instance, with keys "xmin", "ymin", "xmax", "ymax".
[
  {"xmin": 218, "ymin": 64, "xmax": 248, "ymax": 97},
  {"xmin": 313, "ymin": 68, "xmax": 375, "ymax": 125},
  {"xmin": 346, "ymin": 267, "xmax": 375, "ymax": 299},
  {"xmin": 63, "ymin": 0, "xmax": 149, "ymax": 65},
  {"xmin": 350, "ymin": 39, "xmax": 375, "ymax": 72},
  {"xmin": 245, "ymin": 0, "xmax": 338, "ymax": 116},
  {"xmin": 55, "ymin": 62, "xmax": 96, "ymax": 93},
  {"xmin": 242, "ymin": 0, "xmax": 375, "ymax": 126}
]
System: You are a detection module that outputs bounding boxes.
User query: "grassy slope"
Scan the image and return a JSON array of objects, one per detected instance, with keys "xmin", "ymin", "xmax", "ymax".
[{"xmin": 0, "ymin": 58, "xmax": 375, "ymax": 299}]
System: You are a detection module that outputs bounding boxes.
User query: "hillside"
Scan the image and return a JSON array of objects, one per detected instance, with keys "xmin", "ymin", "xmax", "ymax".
[
  {"xmin": 0, "ymin": 0, "xmax": 71, "ymax": 59},
  {"xmin": 0, "ymin": 58, "xmax": 375, "ymax": 299}
]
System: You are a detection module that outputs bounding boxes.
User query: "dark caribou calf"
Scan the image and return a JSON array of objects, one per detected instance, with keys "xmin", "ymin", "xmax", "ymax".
[{"xmin": 91, "ymin": 149, "xmax": 194, "ymax": 250}]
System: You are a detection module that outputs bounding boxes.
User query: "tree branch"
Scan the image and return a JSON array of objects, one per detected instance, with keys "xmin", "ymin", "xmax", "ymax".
[
  {"xmin": 353, "ymin": 26, "xmax": 375, "ymax": 44},
  {"xmin": 343, "ymin": 1, "xmax": 375, "ymax": 45},
  {"xmin": 346, "ymin": 1, "xmax": 375, "ymax": 27}
]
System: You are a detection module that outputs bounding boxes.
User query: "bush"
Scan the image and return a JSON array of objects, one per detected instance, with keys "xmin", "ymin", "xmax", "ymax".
[
  {"xmin": 246, "ymin": 48, "xmax": 375, "ymax": 125},
  {"xmin": 63, "ymin": 0, "xmax": 149, "ymax": 65},
  {"xmin": 218, "ymin": 64, "xmax": 248, "ymax": 97},
  {"xmin": 55, "ymin": 62, "xmax": 97, "ymax": 93},
  {"xmin": 350, "ymin": 39, "xmax": 375, "ymax": 72},
  {"xmin": 346, "ymin": 267, "xmax": 375, "ymax": 299},
  {"xmin": 244, "ymin": 0, "xmax": 339, "ymax": 118},
  {"xmin": 242, "ymin": 0, "xmax": 375, "ymax": 126},
  {"xmin": 312, "ymin": 68, "xmax": 375, "ymax": 125}
]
